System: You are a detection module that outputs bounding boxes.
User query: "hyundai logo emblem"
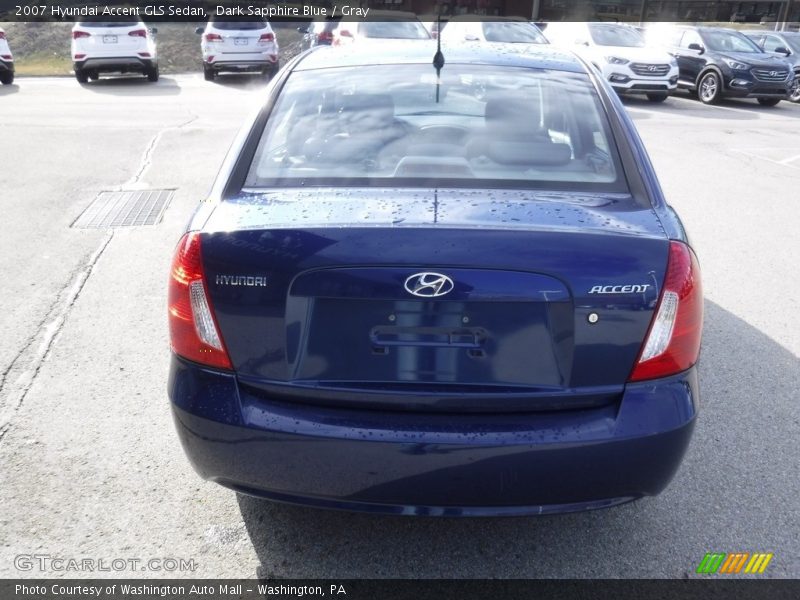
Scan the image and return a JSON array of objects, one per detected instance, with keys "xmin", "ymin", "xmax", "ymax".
[
  {"xmin": 770, "ymin": 71, "xmax": 778, "ymax": 77},
  {"xmin": 404, "ymin": 272, "xmax": 454, "ymax": 298},
  {"xmin": 648, "ymin": 65, "xmax": 657, "ymax": 72}
]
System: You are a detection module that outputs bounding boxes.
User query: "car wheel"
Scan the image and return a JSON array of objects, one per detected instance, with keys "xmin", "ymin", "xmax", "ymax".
[
  {"xmin": 88, "ymin": 71, "xmax": 99, "ymax": 81},
  {"xmin": 75, "ymin": 68, "xmax": 89, "ymax": 84},
  {"xmin": 0, "ymin": 71, "xmax": 13, "ymax": 85},
  {"xmin": 757, "ymin": 97, "xmax": 781, "ymax": 107},
  {"xmin": 789, "ymin": 76, "xmax": 800, "ymax": 103},
  {"xmin": 146, "ymin": 65, "xmax": 159, "ymax": 82},
  {"xmin": 203, "ymin": 65, "xmax": 215, "ymax": 81},
  {"xmin": 646, "ymin": 93, "xmax": 668, "ymax": 103},
  {"xmin": 698, "ymin": 71, "xmax": 721, "ymax": 104}
]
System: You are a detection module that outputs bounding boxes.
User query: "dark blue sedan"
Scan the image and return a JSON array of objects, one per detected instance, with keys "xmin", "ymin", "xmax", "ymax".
[{"xmin": 168, "ymin": 42, "xmax": 703, "ymax": 516}]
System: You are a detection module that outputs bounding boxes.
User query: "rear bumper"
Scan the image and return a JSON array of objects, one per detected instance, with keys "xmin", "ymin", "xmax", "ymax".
[
  {"xmin": 207, "ymin": 55, "xmax": 278, "ymax": 72},
  {"xmin": 169, "ymin": 354, "xmax": 698, "ymax": 516},
  {"xmin": 73, "ymin": 56, "xmax": 155, "ymax": 73}
]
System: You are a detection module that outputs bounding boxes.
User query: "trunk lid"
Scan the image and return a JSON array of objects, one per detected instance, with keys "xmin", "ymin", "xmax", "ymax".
[{"xmin": 199, "ymin": 188, "xmax": 668, "ymax": 412}]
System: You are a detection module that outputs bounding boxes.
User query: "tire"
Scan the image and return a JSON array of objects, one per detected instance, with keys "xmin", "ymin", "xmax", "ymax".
[
  {"xmin": 0, "ymin": 70, "xmax": 13, "ymax": 85},
  {"xmin": 88, "ymin": 71, "xmax": 99, "ymax": 81},
  {"xmin": 146, "ymin": 65, "xmax": 159, "ymax": 82},
  {"xmin": 698, "ymin": 71, "xmax": 721, "ymax": 104},
  {"xmin": 757, "ymin": 97, "xmax": 781, "ymax": 107},
  {"xmin": 789, "ymin": 76, "xmax": 800, "ymax": 103},
  {"xmin": 203, "ymin": 65, "xmax": 215, "ymax": 81},
  {"xmin": 646, "ymin": 93, "xmax": 668, "ymax": 103},
  {"xmin": 75, "ymin": 68, "xmax": 89, "ymax": 84}
]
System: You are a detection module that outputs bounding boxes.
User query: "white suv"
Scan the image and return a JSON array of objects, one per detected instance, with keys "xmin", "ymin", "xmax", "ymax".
[
  {"xmin": 197, "ymin": 21, "xmax": 279, "ymax": 81},
  {"xmin": 71, "ymin": 21, "xmax": 159, "ymax": 83},
  {"xmin": 544, "ymin": 22, "xmax": 679, "ymax": 102},
  {"xmin": 0, "ymin": 27, "xmax": 14, "ymax": 85}
]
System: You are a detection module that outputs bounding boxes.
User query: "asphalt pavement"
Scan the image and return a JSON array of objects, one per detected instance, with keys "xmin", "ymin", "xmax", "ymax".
[{"xmin": 0, "ymin": 75, "xmax": 798, "ymax": 579}]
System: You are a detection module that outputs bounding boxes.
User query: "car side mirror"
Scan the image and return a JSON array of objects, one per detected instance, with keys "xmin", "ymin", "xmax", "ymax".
[
  {"xmin": 774, "ymin": 46, "xmax": 791, "ymax": 56},
  {"xmin": 688, "ymin": 42, "xmax": 705, "ymax": 54},
  {"xmin": 150, "ymin": 27, "xmax": 157, "ymax": 35},
  {"xmin": 195, "ymin": 27, "xmax": 204, "ymax": 35},
  {"xmin": 298, "ymin": 26, "xmax": 309, "ymax": 34}
]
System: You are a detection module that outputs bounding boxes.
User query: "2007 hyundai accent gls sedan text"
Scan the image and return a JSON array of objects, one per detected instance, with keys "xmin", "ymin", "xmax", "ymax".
[{"xmin": 168, "ymin": 42, "xmax": 703, "ymax": 516}]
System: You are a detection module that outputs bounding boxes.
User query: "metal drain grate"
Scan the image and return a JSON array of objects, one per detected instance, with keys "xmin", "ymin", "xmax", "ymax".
[{"xmin": 72, "ymin": 190, "xmax": 174, "ymax": 229}]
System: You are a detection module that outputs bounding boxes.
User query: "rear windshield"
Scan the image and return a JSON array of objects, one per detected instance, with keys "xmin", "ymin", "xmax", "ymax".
[
  {"xmin": 482, "ymin": 22, "xmax": 548, "ymax": 44},
  {"xmin": 245, "ymin": 64, "xmax": 625, "ymax": 192},
  {"xmin": 358, "ymin": 21, "xmax": 430, "ymax": 39},
  {"xmin": 211, "ymin": 21, "xmax": 268, "ymax": 31},
  {"xmin": 77, "ymin": 21, "xmax": 140, "ymax": 27}
]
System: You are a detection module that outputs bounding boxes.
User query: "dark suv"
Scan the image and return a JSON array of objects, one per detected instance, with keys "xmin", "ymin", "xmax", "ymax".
[
  {"xmin": 743, "ymin": 30, "xmax": 800, "ymax": 102},
  {"xmin": 651, "ymin": 26, "xmax": 793, "ymax": 105}
]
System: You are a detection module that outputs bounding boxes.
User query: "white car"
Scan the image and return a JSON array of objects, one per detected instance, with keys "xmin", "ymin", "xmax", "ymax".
[
  {"xmin": 332, "ymin": 12, "xmax": 431, "ymax": 46},
  {"xmin": 543, "ymin": 22, "xmax": 678, "ymax": 102},
  {"xmin": 0, "ymin": 27, "xmax": 14, "ymax": 85},
  {"xmin": 197, "ymin": 21, "xmax": 279, "ymax": 81},
  {"xmin": 439, "ymin": 18, "xmax": 549, "ymax": 45},
  {"xmin": 71, "ymin": 21, "xmax": 159, "ymax": 83}
]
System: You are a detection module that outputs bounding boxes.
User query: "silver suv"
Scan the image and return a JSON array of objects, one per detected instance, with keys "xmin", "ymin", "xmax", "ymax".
[{"xmin": 197, "ymin": 21, "xmax": 279, "ymax": 81}]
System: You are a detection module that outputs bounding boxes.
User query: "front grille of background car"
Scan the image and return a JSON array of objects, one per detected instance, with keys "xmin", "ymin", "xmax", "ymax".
[
  {"xmin": 630, "ymin": 63, "xmax": 671, "ymax": 77},
  {"xmin": 753, "ymin": 68, "xmax": 790, "ymax": 81}
]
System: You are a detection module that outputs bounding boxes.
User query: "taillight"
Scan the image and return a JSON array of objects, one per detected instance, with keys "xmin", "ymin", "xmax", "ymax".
[
  {"xmin": 629, "ymin": 241, "xmax": 703, "ymax": 382},
  {"xmin": 168, "ymin": 233, "xmax": 232, "ymax": 370},
  {"xmin": 259, "ymin": 32, "xmax": 275, "ymax": 42},
  {"xmin": 204, "ymin": 33, "xmax": 222, "ymax": 42},
  {"xmin": 72, "ymin": 31, "xmax": 91, "ymax": 39},
  {"xmin": 0, "ymin": 31, "xmax": 6, "ymax": 40},
  {"xmin": 318, "ymin": 31, "xmax": 333, "ymax": 42},
  {"xmin": 129, "ymin": 29, "xmax": 147, "ymax": 38}
]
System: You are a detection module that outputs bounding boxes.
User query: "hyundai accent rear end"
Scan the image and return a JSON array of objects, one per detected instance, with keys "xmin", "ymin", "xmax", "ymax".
[{"xmin": 168, "ymin": 42, "xmax": 702, "ymax": 516}]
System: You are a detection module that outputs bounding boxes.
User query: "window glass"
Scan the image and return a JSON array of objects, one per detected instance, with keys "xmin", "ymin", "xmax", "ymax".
[
  {"xmin": 702, "ymin": 30, "xmax": 762, "ymax": 53},
  {"xmin": 680, "ymin": 30, "xmax": 704, "ymax": 48},
  {"xmin": 211, "ymin": 22, "xmax": 268, "ymax": 31},
  {"xmin": 482, "ymin": 22, "xmax": 548, "ymax": 44},
  {"xmin": 358, "ymin": 21, "xmax": 430, "ymax": 39},
  {"xmin": 245, "ymin": 64, "xmax": 625, "ymax": 191},
  {"xmin": 588, "ymin": 24, "xmax": 645, "ymax": 47}
]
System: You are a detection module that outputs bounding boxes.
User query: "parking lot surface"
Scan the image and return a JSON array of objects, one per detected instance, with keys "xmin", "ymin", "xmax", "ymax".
[{"xmin": 0, "ymin": 75, "xmax": 798, "ymax": 578}]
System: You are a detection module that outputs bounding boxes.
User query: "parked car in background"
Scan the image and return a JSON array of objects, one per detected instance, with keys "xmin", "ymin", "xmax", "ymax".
[
  {"xmin": 168, "ymin": 41, "xmax": 702, "ymax": 516},
  {"xmin": 0, "ymin": 27, "xmax": 14, "ymax": 85},
  {"xmin": 197, "ymin": 20, "xmax": 279, "ymax": 81},
  {"xmin": 544, "ymin": 22, "xmax": 677, "ymax": 102},
  {"xmin": 646, "ymin": 25, "xmax": 792, "ymax": 105},
  {"xmin": 332, "ymin": 12, "xmax": 431, "ymax": 45},
  {"xmin": 298, "ymin": 19, "xmax": 339, "ymax": 51},
  {"xmin": 71, "ymin": 21, "xmax": 158, "ymax": 83},
  {"xmin": 743, "ymin": 30, "xmax": 800, "ymax": 102},
  {"xmin": 440, "ymin": 17, "xmax": 548, "ymax": 45}
]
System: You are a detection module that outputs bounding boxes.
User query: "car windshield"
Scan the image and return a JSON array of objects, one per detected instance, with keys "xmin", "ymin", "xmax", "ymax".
[
  {"xmin": 482, "ymin": 22, "xmax": 548, "ymax": 44},
  {"xmin": 702, "ymin": 30, "xmax": 762, "ymax": 53},
  {"xmin": 589, "ymin": 24, "xmax": 645, "ymax": 47},
  {"xmin": 359, "ymin": 21, "xmax": 430, "ymax": 39},
  {"xmin": 211, "ymin": 21, "xmax": 268, "ymax": 31},
  {"xmin": 245, "ymin": 64, "xmax": 624, "ymax": 191},
  {"xmin": 783, "ymin": 33, "xmax": 800, "ymax": 53}
]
